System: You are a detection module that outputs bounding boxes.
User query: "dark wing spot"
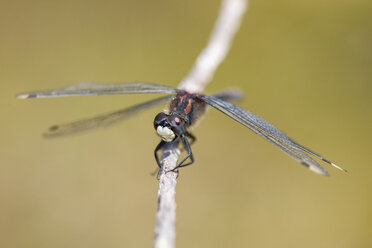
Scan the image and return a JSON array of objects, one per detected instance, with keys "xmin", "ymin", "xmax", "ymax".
[
  {"xmin": 49, "ymin": 125, "xmax": 60, "ymax": 132},
  {"xmin": 301, "ymin": 161, "xmax": 310, "ymax": 168}
]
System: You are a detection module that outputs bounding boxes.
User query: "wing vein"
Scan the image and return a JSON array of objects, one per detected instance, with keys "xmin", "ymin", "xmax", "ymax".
[
  {"xmin": 44, "ymin": 95, "xmax": 173, "ymax": 137},
  {"xmin": 17, "ymin": 82, "xmax": 177, "ymax": 98},
  {"xmin": 200, "ymin": 95, "xmax": 332, "ymax": 175}
]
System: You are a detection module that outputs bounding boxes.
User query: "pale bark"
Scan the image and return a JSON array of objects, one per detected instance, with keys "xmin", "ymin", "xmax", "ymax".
[{"xmin": 154, "ymin": 1, "xmax": 248, "ymax": 247}]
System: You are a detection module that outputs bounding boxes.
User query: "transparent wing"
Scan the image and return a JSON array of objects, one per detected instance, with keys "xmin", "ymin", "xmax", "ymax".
[
  {"xmin": 200, "ymin": 95, "xmax": 346, "ymax": 175},
  {"xmin": 17, "ymin": 82, "xmax": 177, "ymax": 99},
  {"xmin": 212, "ymin": 89, "xmax": 243, "ymax": 102},
  {"xmin": 43, "ymin": 95, "xmax": 173, "ymax": 137}
]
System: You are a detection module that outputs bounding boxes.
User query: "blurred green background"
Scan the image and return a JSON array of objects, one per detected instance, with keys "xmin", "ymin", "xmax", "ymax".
[{"xmin": 1, "ymin": 0, "xmax": 371, "ymax": 247}]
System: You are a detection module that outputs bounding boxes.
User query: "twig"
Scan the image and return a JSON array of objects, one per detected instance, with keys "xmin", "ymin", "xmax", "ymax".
[
  {"xmin": 154, "ymin": 1, "xmax": 247, "ymax": 247},
  {"xmin": 178, "ymin": 0, "xmax": 248, "ymax": 93},
  {"xmin": 154, "ymin": 142, "xmax": 180, "ymax": 248}
]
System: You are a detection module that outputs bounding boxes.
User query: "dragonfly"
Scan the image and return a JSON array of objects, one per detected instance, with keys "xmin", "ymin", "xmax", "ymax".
[{"xmin": 17, "ymin": 82, "xmax": 346, "ymax": 175}]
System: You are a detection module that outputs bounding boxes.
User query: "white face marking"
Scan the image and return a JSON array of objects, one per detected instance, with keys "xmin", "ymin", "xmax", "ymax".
[{"xmin": 156, "ymin": 126, "xmax": 176, "ymax": 142}]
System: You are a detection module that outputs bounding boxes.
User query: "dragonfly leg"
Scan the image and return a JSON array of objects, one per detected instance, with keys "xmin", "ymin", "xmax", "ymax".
[
  {"xmin": 154, "ymin": 140, "xmax": 166, "ymax": 168},
  {"xmin": 178, "ymin": 131, "xmax": 195, "ymax": 153},
  {"xmin": 172, "ymin": 135, "xmax": 194, "ymax": 171},
  {"xmin": 184, "ymin": 131, "xmax": 196, "ymax": 146}
]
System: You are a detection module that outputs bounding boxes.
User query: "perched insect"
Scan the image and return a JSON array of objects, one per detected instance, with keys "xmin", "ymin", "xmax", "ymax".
[{"xmin": 17, "ymin": 82, "xmax": 346, "ymax": 175}]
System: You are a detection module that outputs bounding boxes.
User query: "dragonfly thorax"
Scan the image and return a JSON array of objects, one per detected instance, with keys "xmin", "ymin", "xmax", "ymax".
[{"xmin": 154, "ymin": 112, "xmax": 186, "ymax": 142}]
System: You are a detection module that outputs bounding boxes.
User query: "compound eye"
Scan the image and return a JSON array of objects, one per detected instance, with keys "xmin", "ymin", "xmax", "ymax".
[{"xmin": 154, "ymin": 112, "xmax": 168, "ymax": 127}]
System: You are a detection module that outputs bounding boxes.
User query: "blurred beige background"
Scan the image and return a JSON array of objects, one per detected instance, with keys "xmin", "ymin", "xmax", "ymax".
[{"xmin": 1, "ymin": 0, "xmax": 371, "ymax": 247}]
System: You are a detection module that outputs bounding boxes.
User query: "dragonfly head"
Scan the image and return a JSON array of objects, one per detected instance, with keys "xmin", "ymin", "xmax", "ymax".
[{"xmin": 154, "ymin": 112, "xmax": 185, "ymax": 142}]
